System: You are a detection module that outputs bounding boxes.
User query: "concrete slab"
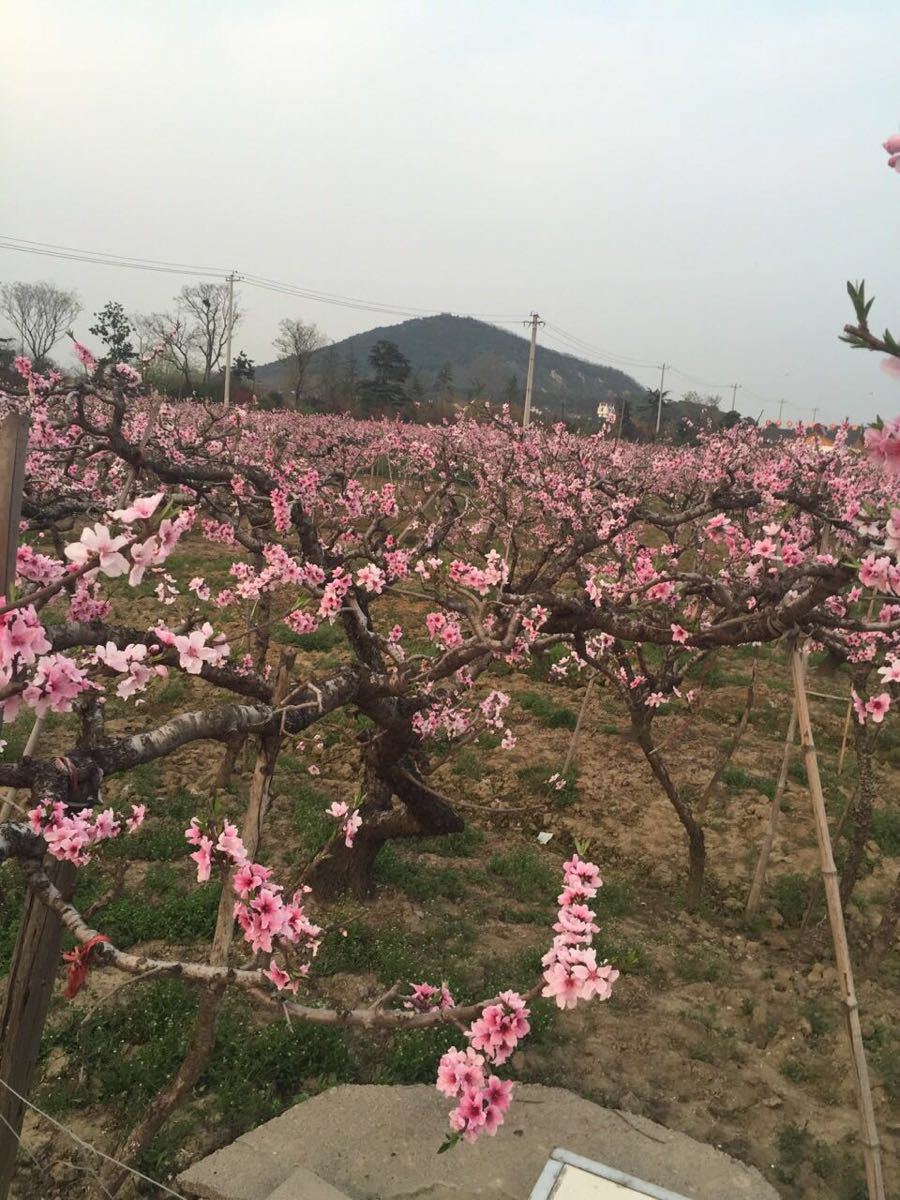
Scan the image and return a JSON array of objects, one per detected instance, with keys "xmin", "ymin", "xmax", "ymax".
[
  {"xmin": 179, "ymin": 1084, "xmax": 779, "ymax": 1200},
  {"xmin": 266, "ymin": 1166, "xmax": 352, "ymax": 1199},
  {"xmin": 177, "ymin": 1142, "xmax": 293, "ymax": 1200}
]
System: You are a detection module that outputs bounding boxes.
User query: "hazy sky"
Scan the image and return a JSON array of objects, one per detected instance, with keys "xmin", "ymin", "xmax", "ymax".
[{"xmin": 2, "ymin": 0, "xmax": 899, "ymax": 424}]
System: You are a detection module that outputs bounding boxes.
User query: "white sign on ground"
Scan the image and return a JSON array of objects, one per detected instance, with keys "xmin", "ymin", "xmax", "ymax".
[{"xmin": 529, "ymin": 1148, "xmax": 693, "ymax": 1200}]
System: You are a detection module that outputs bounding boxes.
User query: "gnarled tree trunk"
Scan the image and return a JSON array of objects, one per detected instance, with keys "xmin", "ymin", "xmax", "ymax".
[
  {"xmin": 633, "ymin": 719, "xmax": 705, "ymax": 910},
  {"xmin": 840, "ymin": 724, "xmax": 876, "ymax": 908},
  {"xmin": 303, "ymin": 758, "xmax": 463, "ymax": 900}
]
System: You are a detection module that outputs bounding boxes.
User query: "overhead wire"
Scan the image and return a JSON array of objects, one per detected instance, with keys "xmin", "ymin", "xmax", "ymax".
[
  {"xmin": 543, "ymin": 322, "xmax": 659, "ymax": 369},
  {"xmin": 0, "ymin": 234, "xmax": 820, "ymax": 413},
  {"xmin": 546, "ymin": 322, "xmax": 821, "ymax": 415},
  {"xmin": 0, "ymin": 235, "xmax": 526, "ymax": 324}
]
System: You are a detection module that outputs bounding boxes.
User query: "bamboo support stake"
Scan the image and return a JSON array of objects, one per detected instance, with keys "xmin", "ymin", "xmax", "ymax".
[
  {"xmin": 838, "ymin": 698, "xmax": 854, "ymax": 776},
  {"xmin": 790, "ymin": 647, "xmax": 885, "ymax": 1200},
  {"xmin": 745, "ymin": 700, "xmax": 796, "ymax": 919},
  {"xmin": 561, "ymin": 674, "xmax": 595, "ymax": 776}
]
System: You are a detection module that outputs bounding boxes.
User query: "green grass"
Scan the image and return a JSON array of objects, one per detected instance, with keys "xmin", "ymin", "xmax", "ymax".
[
  {"xmin": 451, "ymin": 747, "xmax": 482, "ymax": 779},
  {"xmin": 488, "ymin": 848, "xmax": 557, "ymax": 903},
  {"xmin": 416, "ymin": 828, "xmax": 485, "ymax": 857},
  {"xmin": 315, "ymin": 915, "xmax": 476, "ymax": 992},
  {"xmin": 41, "ymin": 979, "xmax": 353, "ymax": 1178},
  {"xmin": 289, "ymin": 776, "xmax": 337, "ymax": 856},
  {"xmin": 126, "ymin": 761, "xmax": 163, "ymax": 801},
  {"xmin": 105, "ymin": 822, "xmax": 186, "ymax": 862},
  {"xmin": 517, "ymin": 691, "xmax": 578, "ymax": 730},
  {"xmin": 94, "ymin": 883, "xmax": 222, "ymax": 947},
  {"xmin": 156, "ymin": 673, "xmax": 189, "ymax": 706},
  {"xmin": 770, "ymin": 872, "xmax": 810, "ymax": 927},
  {"xmin": 206, "ymin": 1000, "xmax": 351, "ymax": 1126},
  {"xmin": 800, "ymin": 1000, "xmax": 833, "ymax": 1040},
  {"xmin": 0, "ymin": 869, "xmax": 25, "ymax": 973},
  {"xmin": 271, "ymin": 622, "xmax": 345, "ymax": 652},
  {"xmin": 781, "ymin": 1055, "xmax": 820, "ymax": 1084},
  {"xmin": 789, "ymin": 759, "xmax": 807, "ymax": 786},
  {"xmin": 673, "ymin": 950, "xmax": 724, "ymax": 983},
  {"xmin": 598, "ymin": 879, "xmax": 635, "ymax": 918},
  {"xmin": 381, "ymin": 1026, "xmax": 459, "ymax": 1084},
  {"xmin": 374, "ymin": 844, "xmax": 466, "ymax": 902},
  {"xmin": 525, "ymin": 643, "xmax": 570, "ymax": 682},
  {"xmin": 515, "ymin": 762, "xmax": 578, "ymax": 807},
  {"xmin": 721, "ymin": 765, "xmax": 775, "ymax": 799},
  {"xmin": 774, "ymin": 1124, "xmax": 866, "ymax": 1198},
  {"xmin": 593, "ymin": 934, "xmax": 647, "ymax": 975},
  {"xmin": 865, "ymin": 1022, "xmax": 900, "ymax": 1103},
  {"xmin": 872, "ymin": 809, "xmax": 900, "ymax": 855},
  {"xmin": 42, "ymin": 980, "xmax": 198, "ymax": 1120}
]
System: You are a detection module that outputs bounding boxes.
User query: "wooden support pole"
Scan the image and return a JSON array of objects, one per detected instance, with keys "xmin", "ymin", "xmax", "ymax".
[
  {"xmin": 0, "ymin": 411, "xmax": 78, "ymax": 1200},
  {"xmin": 562, "ymin": 675, "xmax": 595, "ymax": 776},
  {"xmin": 0, "ymin": 413, "xmax": 29, "ymax": 601},
  {"xmin": 838, "ymin": 696, "xmax": 854, "ymax": 776},
  {"xmin": 0, "ymin": 860, "xmax": 76, "ymax": 1198},
  {"xmin": 790, "ymin": 647, "xmax": 885, "ymax": 1200}
]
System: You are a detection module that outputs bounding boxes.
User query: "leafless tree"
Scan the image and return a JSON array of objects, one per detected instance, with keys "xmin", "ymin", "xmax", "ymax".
[
  {"xmin": 273, "ymin": 317, "xmax": 327, "ymax": 408},
  {"xmin": 179, "ymin": 282, "xmax": 240, "ymax": 394},
  {"xmin": 133, "ymin": 283, "xmax": 240, "ymax": 395},
  {"xmin": 133, "ymin": 311, "xmax": 195, "ymax": 393},
  {"xmin": 0, "ymin": 281, "xmax": 81, "ymax": 368}
]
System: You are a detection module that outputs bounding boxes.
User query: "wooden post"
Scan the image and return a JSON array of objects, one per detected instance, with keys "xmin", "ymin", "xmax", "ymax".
[
  {"xmin": 562, "ymin": 675, "xmax": 595, "ymax": 776},
  {"xmin": 0, "ymin": 860, "xmax": 76, "ymax": 1198},
  {"xmin": 790, "ymin": 647, "xmax": 885, "ymax": 1200},
  {"xmin": 0, "ymin": 413, "xmax": 29, "ymax": 600},
  {"xmin": 0, "ymin": 411, "xmax": 76, "ymax": 1200}
]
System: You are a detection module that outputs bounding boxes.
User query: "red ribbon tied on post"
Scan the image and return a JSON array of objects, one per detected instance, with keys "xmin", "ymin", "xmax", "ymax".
[{"xmin": 62, "ymin": 935, "xmax": 110, "ymax": 999}]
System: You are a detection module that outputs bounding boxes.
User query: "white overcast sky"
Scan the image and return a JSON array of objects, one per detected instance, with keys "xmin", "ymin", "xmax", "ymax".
[{"xmin": 2, "ymin": 0, "xmax": 899, "ymax": 424}]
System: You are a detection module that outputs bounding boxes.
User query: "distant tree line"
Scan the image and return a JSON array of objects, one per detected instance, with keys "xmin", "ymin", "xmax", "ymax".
[{"xmin": 0, "ymin": 278, "xmax": 748, "ymax": 441}]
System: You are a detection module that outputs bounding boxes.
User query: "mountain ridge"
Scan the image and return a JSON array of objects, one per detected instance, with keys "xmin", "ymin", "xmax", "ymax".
[{"xmin": 254, "ymin": 313, "xmax": 644, "ymax": 417}]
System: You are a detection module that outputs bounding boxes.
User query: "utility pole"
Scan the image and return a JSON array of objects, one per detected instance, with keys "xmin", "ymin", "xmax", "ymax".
[
  {"xmin": 776, "ymin": 398, "xmax": 785, "ymax": 425},
  {"xmin": 222, "ymin": 271, "xmax": 236, "ymax": 407},
  {"xmin": 811, "ymin": 406, "xmax": 819, "ymax": 427},
  {"xmin": 522, "ymin": 312, "xmax": 543, "ymax": 428},
  {"xmin": 730, "ymin": 382, "xmax": 741, "ymax": 413},
  {"xmin": 654, "ymin": 362, "xmax": 668, "ymax": 437}
]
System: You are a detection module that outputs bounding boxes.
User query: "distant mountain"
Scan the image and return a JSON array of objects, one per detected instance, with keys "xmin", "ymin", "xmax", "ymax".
[{"xmin": 254, "ymin": 313, "xmax": 644, "ymax": 418}]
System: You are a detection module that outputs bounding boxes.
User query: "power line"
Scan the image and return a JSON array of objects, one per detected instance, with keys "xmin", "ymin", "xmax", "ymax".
[
  {"xmin": 543, "ymin": 322, "xmax": 659, "ymax": 369},
  {"xmin": 0, "ymin": 238, "xmax": 229, "ymax": 280},
  {"xmin": 667, "ymin": 365, "xmax": 734, "ymax": 392},
  {"xmin": 0, "ymin": 234, "xmax": 821, "ymax": 415},
  {"xmin": 546, "ymin": 322, "xmax": 821, "ymax": 417},
  {"xmin": 0, "ymin": 235, "xmax": 526, "ymax": 324}
]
